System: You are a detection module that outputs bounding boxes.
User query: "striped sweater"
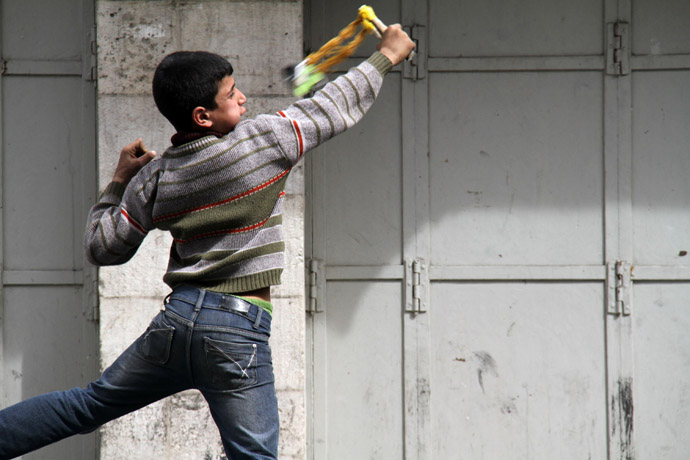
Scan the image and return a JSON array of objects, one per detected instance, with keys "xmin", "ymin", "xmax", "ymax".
[{"xmin": 84, "ymin": 52, "xmax": 392, "ymax": 294}]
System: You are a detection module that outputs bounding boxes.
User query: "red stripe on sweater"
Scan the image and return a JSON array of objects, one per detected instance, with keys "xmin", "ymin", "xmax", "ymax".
[
  {"xmin": 121, "ymin": 208, "xmax": 148, "ymax": 235},
  {"xmin": 278, "ymin": 111, "xmax": 304, "ymax": 157},
  {"xmin": 293, "ymin": 120, "xmax": 304, "ymax": 157},
  {"xmin": 153, "ymin": 169, "xmax": 290, "ymax": 223},
  {"xmin": 173, "ymin": 216, "xmax": 271, "ymax": 244}
]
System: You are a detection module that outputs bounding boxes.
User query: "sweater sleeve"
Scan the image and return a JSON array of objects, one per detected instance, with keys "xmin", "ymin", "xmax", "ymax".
[
  {"xmin": 83, "ymin": 164, "xmax": 158, "ymax": 266},
  {"xmin": 261, "ymin": 51, "xmax": 393, "ymax": 165}
]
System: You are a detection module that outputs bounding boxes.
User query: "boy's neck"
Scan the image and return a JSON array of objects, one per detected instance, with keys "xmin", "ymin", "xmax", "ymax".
[{"xmin": 171, "ymin": 130, "xmax": 226, "ymax": 147}]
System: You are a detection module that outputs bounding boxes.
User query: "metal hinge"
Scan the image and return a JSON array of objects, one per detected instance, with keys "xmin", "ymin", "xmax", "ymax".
[
  {"xmin": 405, "ymin": 258, "xmax": 428, "ymax": 313},
  {"xmin": 606, "ymin": 22, "xmax": 630, "ymax": 76},
  {"xmin": 607, "ymin": 261, "xmax": 633, "ymax": 316},
  {"xmin": 307, "ymin": 259, "xmax": 324, "ymax": 313},
  {"xmin": 403, "ymin": 25, "xmax": 426, "ymax": 81}
]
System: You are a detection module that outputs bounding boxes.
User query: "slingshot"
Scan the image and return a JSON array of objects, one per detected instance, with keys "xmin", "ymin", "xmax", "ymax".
[{"xmin": 287, "ymin": 5, "xmax": 409, "ymax": 96}]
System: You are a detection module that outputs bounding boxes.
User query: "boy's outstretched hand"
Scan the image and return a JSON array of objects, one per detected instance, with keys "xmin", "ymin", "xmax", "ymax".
[
  {"xmin": 377, "ymin": 24, "xmax": 416, "ymax": 67},
  {"xmin": 113, "ymin": 138, "xmax": 157, "ymax": 185}
]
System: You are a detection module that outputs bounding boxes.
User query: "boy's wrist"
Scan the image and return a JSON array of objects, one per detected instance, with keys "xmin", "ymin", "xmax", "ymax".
[
  {"xmin": 99, "ymin": 180, "xmax": 127, "ymax": 201},
  {"xmin": 367, "ymin": 51, "xmax": 394, "ymax": 77},
  {"xmin": 112, "ymin": 174, "xmax": 129, "ymax": 185}
]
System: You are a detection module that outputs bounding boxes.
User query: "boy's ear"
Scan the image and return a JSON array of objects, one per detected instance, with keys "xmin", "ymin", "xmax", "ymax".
[{"xmin": 191, "ymin": 106, "xmax": 213, "ymax": 129}]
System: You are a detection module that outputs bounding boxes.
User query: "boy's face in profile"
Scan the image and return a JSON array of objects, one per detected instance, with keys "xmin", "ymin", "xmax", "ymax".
[{"xmin": 205, "ymin": 75, "xmax": 247, "ymax": 134}]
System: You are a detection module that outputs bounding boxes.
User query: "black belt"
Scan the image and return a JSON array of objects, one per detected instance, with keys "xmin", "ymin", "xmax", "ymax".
[{"xmin": 168, "ymin": 286, "xmax": 253, "ymax": 313}]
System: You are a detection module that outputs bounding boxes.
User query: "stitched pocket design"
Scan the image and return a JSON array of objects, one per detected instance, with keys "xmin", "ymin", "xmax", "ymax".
[
  {"xmin": 204, "ymin": 337, "xmax": 258, "ymax": 390},
  {"xmin": 136, "ymin": 317, "xmax": 175, "ymax": 365}
]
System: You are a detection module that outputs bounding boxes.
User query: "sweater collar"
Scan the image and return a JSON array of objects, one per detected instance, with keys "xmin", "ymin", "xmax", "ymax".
[{"xmin": 171, "ymin": 131, "xmax": 225, "ymax": 147}]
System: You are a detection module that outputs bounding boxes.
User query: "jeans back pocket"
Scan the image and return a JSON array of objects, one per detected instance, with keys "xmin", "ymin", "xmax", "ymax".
[
  {"xmin": 204, "ymin": 337, "xmax": 259, "ymax": 391},
  {"xmin": 136, "ymin": 315, "xmax": 175, "ymax": 365}
]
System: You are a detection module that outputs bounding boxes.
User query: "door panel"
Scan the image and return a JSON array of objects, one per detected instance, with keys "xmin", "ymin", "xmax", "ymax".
[
  {"xmin": 1, "ymin": 0, "xmax": 83, "ymax": 59},
  {"xmin": 306, "ymin": 2, "xmax": 407, "ymax": 459},
  {"xmin": 0, "ymin": 1, "xmax": 98, "ymax": 459},
  {"xmin": 430, "ymin": 282, "xmax": 607, "ymax": 459},
  {"xmin": 320, "ymin": 281, "xmax": 404, "ymax": 459},
  {"xmin": 320, "ymin": 78, "xmax": 402, "ymax": 266},
  {"xmin": 632, "ymin": 0, "xmax": 690, "ymax": 55},
  {"xmin": 3, "ymin": 287, "xmax": 93, "ymax": 400},
  {"xmin": 627, "ymin": 7, "xmax": 690, "ymax": 458},
  {"xmin": 632, "ymin": 283, "xmax": 690, "ymax": 458},
  {"xmin": 429, "ymin": 72, "xmax": 604, "ymax": 266},
  {"xmin": 3, "ymin": 76, "xmax": 86, "ymax": 269},
  {"xmin": 631, "ymin": 71, "xmax": 690, "ymax": 265},
  {"xmin": 429, "ymin": 0, "xmax": 603, "ymax": 57}
]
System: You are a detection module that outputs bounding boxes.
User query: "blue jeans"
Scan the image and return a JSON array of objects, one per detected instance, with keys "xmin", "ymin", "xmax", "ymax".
[{"xmin": 0, "ymin": 286, "xmax": 279, "ymax": 460}]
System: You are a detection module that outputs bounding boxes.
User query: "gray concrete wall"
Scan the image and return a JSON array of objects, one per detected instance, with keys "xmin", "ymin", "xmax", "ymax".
[{"xmin": 95, "ymin": 2, "xmax": 305, "ymax": 459}]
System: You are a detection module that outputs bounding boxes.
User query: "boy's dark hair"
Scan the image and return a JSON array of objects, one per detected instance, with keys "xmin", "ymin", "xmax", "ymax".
[{"xmin": 152, "ymin": 51, "xmax": 234, "ymax": 132}]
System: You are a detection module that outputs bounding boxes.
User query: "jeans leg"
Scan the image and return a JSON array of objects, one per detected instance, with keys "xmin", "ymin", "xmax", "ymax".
[
  {"xmin": 0, "ymin": 387, "xmax": 108, "ymax": 460},
  {"xmin": 200, "ymin": 338, "xmax": 279, "ymax": 460},
  {"xmin": 189, "ymin": 308, "xmax": 279, "ymax": 460},
  {"xmin": 0, "ymin": 311, "xmax": 189, "ymax": 459},
  {"xmin": 203, "ymin": 386, "xmax": 279, "ymax": 460}
]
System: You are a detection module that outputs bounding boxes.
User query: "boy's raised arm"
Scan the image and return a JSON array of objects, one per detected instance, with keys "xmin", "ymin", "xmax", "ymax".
[{"xmin": 265, "ymin": 26, "xmax": 414, "ymax": 164}]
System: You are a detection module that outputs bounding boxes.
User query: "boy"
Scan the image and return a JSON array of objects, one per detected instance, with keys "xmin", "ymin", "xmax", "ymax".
[{"xmin": 0, "ymin": 25, "xmax": 414, "ymax": 460}]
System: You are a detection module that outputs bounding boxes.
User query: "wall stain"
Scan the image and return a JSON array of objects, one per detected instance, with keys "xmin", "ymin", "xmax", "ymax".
[
  {"xmin": 611, "ymin": 377, "xmax": 635, "ymax": 459},
  {"xmin": 474, "ymin": 351, "xmax": 499, "ymax": 394},
  {"xmin": 620, "ymin": 378, "xmax": 634, "ymax": 458},
  {"xmin": 500, "ymin": 399, "xmax": 517, "ymax": 415}
]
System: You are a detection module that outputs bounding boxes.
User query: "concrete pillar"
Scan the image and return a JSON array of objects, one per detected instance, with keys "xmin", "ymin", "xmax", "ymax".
[{"xmin": 95, "ymin": 2, "xmax": 305, "ymax": 459}]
